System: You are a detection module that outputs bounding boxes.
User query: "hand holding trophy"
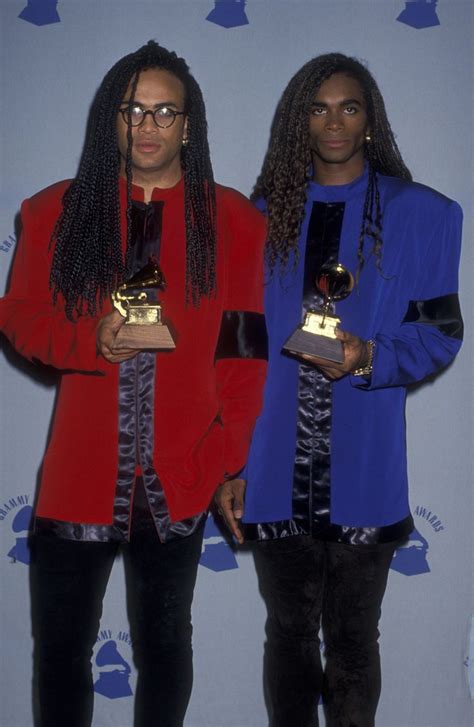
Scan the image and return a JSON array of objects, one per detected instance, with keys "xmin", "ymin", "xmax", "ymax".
[
  {"xmin": 283, "ymin": 262, "xmax": 354, "ymax": 363},
  {"xmin": 112, "ymin": 256, "xmax": 175, "ymax": 350}
]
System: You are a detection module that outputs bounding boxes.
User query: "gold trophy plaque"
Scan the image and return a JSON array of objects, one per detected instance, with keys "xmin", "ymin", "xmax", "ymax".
[
  {"xmin": 112, "ymin": 257, "xmax": 175, "ymax": 350},
  {"xmin": 283, "ymin": 262, "xmax": 354, "ymax": 363}
]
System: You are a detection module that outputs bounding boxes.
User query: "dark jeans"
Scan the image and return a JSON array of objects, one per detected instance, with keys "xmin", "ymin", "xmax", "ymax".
[
  {"xmin": 30, "ymin": 506, "xmax": 205, "ymax": 727},
  {"xmin": 253, "ymin": 536, "xmax": 397, "ymax": 727}
]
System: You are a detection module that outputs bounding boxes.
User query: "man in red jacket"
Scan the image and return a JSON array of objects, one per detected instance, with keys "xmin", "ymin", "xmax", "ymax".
[{"xmin": 0, "ymin": 41, "xmax": 267, "ymax": 727}]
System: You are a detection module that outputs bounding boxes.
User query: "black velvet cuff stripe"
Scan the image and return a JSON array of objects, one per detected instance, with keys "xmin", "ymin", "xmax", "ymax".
[
  {"xmin": 215, "ymin": 311, "xmax": 268, "ymax": 360},
  {"xmin": 403, "ymin": 294, "xmax": 463, "ymax": 340}
]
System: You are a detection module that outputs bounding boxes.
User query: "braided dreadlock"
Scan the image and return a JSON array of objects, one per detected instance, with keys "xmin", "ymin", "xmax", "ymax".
[
  {"xmin": 50, "ymin": 40, "xmax": 216, "ymax": 319},
  {"xmin": 252, "ymin": 53, "xmax": 412, "ymax": 279}
]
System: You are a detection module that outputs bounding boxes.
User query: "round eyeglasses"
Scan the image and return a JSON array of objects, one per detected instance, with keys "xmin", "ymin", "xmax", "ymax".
[{"xmin": 118, "ymin": 104, "xmax": 185, "ymax": 129}]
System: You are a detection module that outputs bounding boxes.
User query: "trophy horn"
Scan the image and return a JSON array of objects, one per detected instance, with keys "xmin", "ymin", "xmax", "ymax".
[
  {"xmin": 121, "ymin": 256, "xmax": 166, "ymax": 292},
  {"xmin": 316, "ymin": 263, "xmax": 354, "ymax": 302}
]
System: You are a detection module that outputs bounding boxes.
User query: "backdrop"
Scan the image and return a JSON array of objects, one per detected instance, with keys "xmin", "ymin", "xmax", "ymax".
[{"xmin": 0, "ymin": 1, "xmax": 472, "ymax": 726}]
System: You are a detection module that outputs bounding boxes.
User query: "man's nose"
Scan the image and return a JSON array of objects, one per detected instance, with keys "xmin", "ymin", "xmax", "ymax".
[
  {"xmin": 139, "ymin": 110, "xmax": 158, "ymax": 132},
  {"xmin": 325, "ymin": 110, "xmax": 344, "ymax": 130}
]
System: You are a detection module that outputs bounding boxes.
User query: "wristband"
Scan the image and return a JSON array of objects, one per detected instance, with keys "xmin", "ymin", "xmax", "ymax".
[{"xmin": 352, "ymin": 339, "xmax": 375, "ymax": 377}]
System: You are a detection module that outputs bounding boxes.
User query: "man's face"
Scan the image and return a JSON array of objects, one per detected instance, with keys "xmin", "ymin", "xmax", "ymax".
[
  {"xmin": 117, "ymin": 68, "xmax": 187, "ymax": 189},
  {"xmin": 309, "ymin": 73, "xmax": 369, "ymax": 177}
]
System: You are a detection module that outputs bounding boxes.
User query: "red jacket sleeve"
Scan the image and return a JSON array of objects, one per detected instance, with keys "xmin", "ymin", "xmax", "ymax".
[
  {"xmin": 0, "ymin": 184, "xmax": 104, "ymax": 372},
  {"xmin": 214, "ymin": 188, "xmax": 268, "ymax": 479}
]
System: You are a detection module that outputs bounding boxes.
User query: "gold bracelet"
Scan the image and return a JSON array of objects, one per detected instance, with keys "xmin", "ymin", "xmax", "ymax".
[{"xmin": 352, "ymin": 339, "xmax": 375, "ymax": 377}]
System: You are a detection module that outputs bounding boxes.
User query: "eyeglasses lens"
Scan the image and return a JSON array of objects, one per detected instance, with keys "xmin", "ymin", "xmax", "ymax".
[
  {"xmin": 154, "ymin": 108, "xmax": 175, "ymax": 128},
  {"xmin": 121, "ymin": 106, "xmax": 177, "ymax": 128}
]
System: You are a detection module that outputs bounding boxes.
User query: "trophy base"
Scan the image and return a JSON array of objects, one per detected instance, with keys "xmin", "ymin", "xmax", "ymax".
[
  {"xmin": 283, "ymin": 326, "xmax": 344, "ymax": 363},
  {"xmin": 115, "ymin": 323, "xmax": 176, "ymax": 351}
]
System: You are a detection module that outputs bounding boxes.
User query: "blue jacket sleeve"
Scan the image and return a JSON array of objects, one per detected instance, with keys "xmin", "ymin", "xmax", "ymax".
[{"xmin": 352, "ymin": 199, "xmax": 463, "ymax": 390}]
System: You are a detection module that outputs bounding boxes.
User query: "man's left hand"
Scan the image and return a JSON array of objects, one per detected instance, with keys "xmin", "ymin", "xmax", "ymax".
[
  {"xmin": 214, "ymin": 478, "xmax": 246, "ymax": 545},
  {"xmin": 301, "ymin": 329, "xmax": 369, "ymax": 380}
]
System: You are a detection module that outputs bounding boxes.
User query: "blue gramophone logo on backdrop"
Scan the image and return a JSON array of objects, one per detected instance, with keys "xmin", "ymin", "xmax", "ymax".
[
  {"xmin": 18, "ymin": 0, "xmax": 61, "ymax": 26},
  {"xmin": 396, "ymin": 1, "xmax": 440, "ymax": 29},
  {"xmin": 390, "ymin": 504, "xmax": 444, "ymax": 576},
  {"xmin": 93, "ymin": 629, "xmax": 134, "ymax": 700},
  {"xmin": 199, "ymin": 513, "xmax": 238, "ymax": 572},
  {"xmin": 390, "ymin": 526, "xmax": 430, "ymax": 575},
  {"xmin": 206, "ymin": 0, "xmax": 249, "ymax": 29},
  {"xmin": 0, "ymin": 496, "xmax": 32, "ymax": 566},
  {"xmin": 7, "ymin": 505, "xmax": 33, "ymax": 565}
]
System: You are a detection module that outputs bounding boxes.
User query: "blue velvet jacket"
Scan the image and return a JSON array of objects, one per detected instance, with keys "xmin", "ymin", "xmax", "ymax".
[{"xmin": 243, "ymin": 169, "xmax": 463, "ymax": 535}]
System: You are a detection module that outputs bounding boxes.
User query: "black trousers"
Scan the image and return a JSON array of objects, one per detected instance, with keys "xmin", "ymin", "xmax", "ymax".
[
  {"xmin": 30, "ymin": 505, "xmax": 205, "ymax": 727},
  {"xmin": 253, "ymin": 536, "xmax": 397, "ymax": 727}
]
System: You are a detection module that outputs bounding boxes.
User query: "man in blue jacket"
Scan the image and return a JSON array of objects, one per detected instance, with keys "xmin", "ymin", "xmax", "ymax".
[{"xmin": 216, "ymin": 54, "xmax": 463, "ymax": 727}]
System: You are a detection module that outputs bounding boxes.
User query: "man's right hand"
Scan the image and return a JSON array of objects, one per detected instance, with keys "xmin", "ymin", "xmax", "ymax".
[
  {"xmin": 215, "ymin": 478, "xmax": 246, "ymax": 545},
  {"xmin": 96, "ymin": 310, "xmax": 139, "ymax": 363}
]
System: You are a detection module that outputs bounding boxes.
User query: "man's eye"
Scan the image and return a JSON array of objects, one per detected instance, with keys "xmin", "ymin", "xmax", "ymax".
[
  {"xmin": 311, "ymin": 106, "xmax": 326, "ymax": 116},
  {"xmin": 129, "ymin": 106, "xmax": 144, "ymax": 118},
  {"xmin": 344, "ymin": 106, "xmax": 358, "ymax": 114},
  {"xmin": 156, "ymin": 107, "xmax": 174, "ymax": 119}
]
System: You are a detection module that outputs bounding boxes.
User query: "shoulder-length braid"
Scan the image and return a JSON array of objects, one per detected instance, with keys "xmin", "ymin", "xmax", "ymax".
[
  {"xmin": 252, "ymin": 53, "xmax": 412, "ymax": 279},
  {"xmin": 180, "ymin": 74, "xmax": 216, "ymax": 306},
  {"xmin": 50, "ymin": 40, "xmax": 216, "ymax": 319}
]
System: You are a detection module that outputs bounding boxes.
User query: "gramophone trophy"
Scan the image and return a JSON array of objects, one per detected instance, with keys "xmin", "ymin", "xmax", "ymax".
[
  {"xmin": 112, "ymin": 257, "xmax": 175, "ymax": 350},
  {"xmin": 283, "ymin": 262, "xmax": 354, "ymax": 363}
]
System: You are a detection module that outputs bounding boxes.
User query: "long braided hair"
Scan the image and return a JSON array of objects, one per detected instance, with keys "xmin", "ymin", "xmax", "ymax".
[
  {"xmin": 252, "ymin": 53, "xmax": 412, "ymax": 279},
  {"xmin": 50, "ymin": 40, "xmax": 216, "ymax": 319}
]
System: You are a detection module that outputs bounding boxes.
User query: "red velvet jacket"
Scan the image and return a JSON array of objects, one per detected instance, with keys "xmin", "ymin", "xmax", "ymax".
[{"xmin": 0, "ymin": 178, "xmax": 267, "ymax": 537}]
